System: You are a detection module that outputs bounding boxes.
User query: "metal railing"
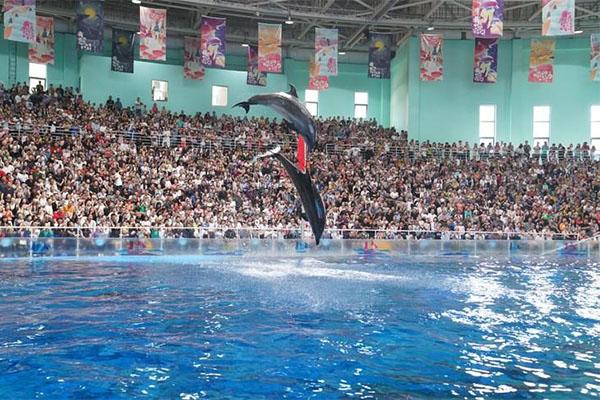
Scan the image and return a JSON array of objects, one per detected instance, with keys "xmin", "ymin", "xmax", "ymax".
[
  {"xmin": 3, "ymin": 123, "xmax": 598, "ymax": 162},
  {"xmin": 0, "ymin": 226, "xmax": 590, "ymax": 241}
]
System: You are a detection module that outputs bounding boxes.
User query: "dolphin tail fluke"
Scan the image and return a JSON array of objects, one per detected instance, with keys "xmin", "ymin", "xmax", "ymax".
[
  {"xmin": 253, "ymin": 145, "xmax": 282, "ymax": 163},
  {"xmin": 233, "ymin": 101, "xmax": 251, "ymax": 113}
]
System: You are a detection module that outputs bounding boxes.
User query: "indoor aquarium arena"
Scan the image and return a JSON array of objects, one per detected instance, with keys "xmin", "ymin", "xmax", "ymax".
[{"xmin": 0, "ymin": 0, "xmax": 599, "ymax": 399}]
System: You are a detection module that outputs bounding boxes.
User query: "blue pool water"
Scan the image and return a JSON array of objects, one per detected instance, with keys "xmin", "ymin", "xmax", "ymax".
[{"xmin": 0, "ymin": 256, "xmax": 599, "ymax": 399}]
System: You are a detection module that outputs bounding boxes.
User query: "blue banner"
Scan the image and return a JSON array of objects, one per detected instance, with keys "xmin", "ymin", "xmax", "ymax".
[
  {"xmin": 76, "ymin": 0, "xmax": 104, "ymax": 53},
  {"xmin": 368, "ymin": 33, "xmax": 391, "ymax": 79},
  {"xmin": 111, "ymin": 29, "xmax": 135, "ymax": 73}
]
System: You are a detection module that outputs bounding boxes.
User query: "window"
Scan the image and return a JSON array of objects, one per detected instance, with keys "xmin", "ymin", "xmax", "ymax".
[
  {"xmin": 29, "ymin": 62, "xmax": 47, "ymax": 92},
  {"xmin": 152, "ymin": 80, "xmax": 168, "ymax": 102},
  {"xmin": 533, "ymin": 106, "xmax": 551, "ymax": 146},
  {"xmin": 212, "ymin": 85, "xmax": 228, "ymax": 107},
  {"xmin": 592, "ymin": 105, "xmax": 600, "ymax": 150},
  {"xmin": 304, "ymin": 89, "xmax": 319, "ymax": 117},
  {"xmin": 479, "ymin": 105, "xmax": 496, "ymax": 145},
  {"xmin": 354, "ymin": 92, "xmax": 368, "ymax": 119}
]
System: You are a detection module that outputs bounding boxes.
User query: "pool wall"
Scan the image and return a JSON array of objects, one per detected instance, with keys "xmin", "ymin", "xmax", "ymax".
[{"xmin": 0, "ymin": 238, "xmax": 598, "ymax": 259}]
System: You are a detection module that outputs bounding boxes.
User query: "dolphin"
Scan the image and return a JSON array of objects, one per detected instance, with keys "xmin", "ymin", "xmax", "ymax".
[
  {"xmin": 233, "ymin": 85, "xmax": 317, "ymax": 152},
  {"xmin": 254, "ymin": 146, "xmax": 326, "ymax": 245}
]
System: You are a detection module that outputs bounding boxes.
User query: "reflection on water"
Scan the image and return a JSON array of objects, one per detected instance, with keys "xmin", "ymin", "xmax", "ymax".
[{"xmin": 0, "ymin": 256, "xmax": 598, "ymax": 399}]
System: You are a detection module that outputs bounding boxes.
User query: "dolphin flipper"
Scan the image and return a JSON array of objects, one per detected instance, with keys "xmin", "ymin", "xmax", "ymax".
[
  {"xmin": 288, "ymin": 85, "xmax": 299, "ymax": 99},
  {"xmin": 233, "ymin": 101, "xmax": 251, "ymax": 113}
]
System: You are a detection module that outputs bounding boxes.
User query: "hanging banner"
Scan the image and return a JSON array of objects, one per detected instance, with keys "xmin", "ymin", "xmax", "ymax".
[
  {"xmin": 139, "ymin": 6, "xmax": 167, "ymax": 61},
  {"xmin": 472, "ymin": 0, "xmax": 504, "ymax": 38},
  {"xmin": 200, "ymin": 16, "xmax": 226, "ymax": 68},
  {"xmin": 183, "ymin": 36, "xmax": 205, "ymax": 80},
  {"xmin": 76, "ymin": 1, "xmax": 104, "ymax": 53},
  {"xmin": 29, "ymin": 16, "xmax": 54, "ymax": 64},
  {"xmin": 420, "ymin": 34, "xmax": 444, "ymax": 81},
  {"xmin": 247, "ymin": 45, "xmax": 267, "ymax": 86},
  {"xmin": 542, "ymin": 0, "xmax": 574, "ymax": 36},
  {"xmin": 592, "ymin": 34, "xmax": 600, "ymax": 82},
  {"xmin": 473, "ymin": 38, "xmax": 498, "ymax": 83},
  {"xmin": 258, "ymin": 23, "xmax": 282, "ymax": 73},
  {"xmin": 308, "ymin": 56, "xmax": 329, "ymax": 90},
  {"xmin": 315, "ymin": 28, "xmax": 338, "ymax": 76},
  {"xmin": 111, "ymin": 29, "xmax": 135, "ymax": 73},
  {"xmin": 368, "ymin": 33, "xmax": 391, "ymax": 79},
  {"xmin": 3, "ymin": 0, "xmax": 35, "ymax": 43},
  {"xmin": 528, "ymin": 39, "xmax": 555, "ymax": 83}
]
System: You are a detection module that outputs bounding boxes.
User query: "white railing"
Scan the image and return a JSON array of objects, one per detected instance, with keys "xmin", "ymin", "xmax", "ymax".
[
  {"xmin": 3, "ymin": 123, "xmax": 598, "ymax": 162},
  {"xmin": 0, "ymin": 226, "xmax": 589, "ymax": 241}
]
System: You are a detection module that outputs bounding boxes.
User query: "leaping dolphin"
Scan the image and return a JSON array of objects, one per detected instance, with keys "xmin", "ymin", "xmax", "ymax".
[
  {"xmin": 233, "ymin": 85, "xmax": 317, "ymax": 152},
  {"xmin": 254, "ymin": 146, "xmax": 326, "ymax": 245}
]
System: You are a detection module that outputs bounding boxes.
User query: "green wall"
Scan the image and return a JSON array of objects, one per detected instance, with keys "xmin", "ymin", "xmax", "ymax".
[{"xmin": 394, "ymin": 36, "xmax": 600, "ymax": 145}]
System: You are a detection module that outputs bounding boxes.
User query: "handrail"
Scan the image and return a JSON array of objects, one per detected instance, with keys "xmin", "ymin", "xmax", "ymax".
[{"xmin": 0, "ymin": 225, "xmax": 588, "ymax": 241}]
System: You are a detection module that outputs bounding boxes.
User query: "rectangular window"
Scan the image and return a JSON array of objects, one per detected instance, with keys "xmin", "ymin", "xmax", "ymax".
[
  {"xmin": 354, "ymin": 92, "xmax": 368, "ymax": 119},
  {"xmin": 29, "ymin": 62, "xmax": 47, "ymax": 92},
  {"xmin": 305, "ymin": 89, "xmax": 319, "ymax": 117},
  {"xmin": 212, "ymin": 85, "xmax": 228, "ymax": 107},
  {"xmin": 591, "ymin": 105, "xmax": 600, "ymax": 150},
  {"xmin": 152, "ymin": 80, "xmax": 168, "ymax": 102},
  {"xmin": 479, "ymin": 105, "xmax": 496, "ymax": 145},
  {"xmin": 533, "ymin": 105, "xmax": 551, "ymax": 146}
]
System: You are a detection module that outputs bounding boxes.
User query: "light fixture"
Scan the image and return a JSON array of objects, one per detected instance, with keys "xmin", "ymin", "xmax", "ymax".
[
  {"xmin": 285, "ymin": 10, "xmax": 294, "ymax": 25},
  {"xmin": 132, "ymin": 0, "xmax": 141, "ymax": 4},
  {"xmin": 574, "ymin": 30, "xmax": 583, "ymax": 34},
  {"xmin": 427, "ymin": 25, "xmax": 435, "ymax": 31},
  {"xmin": 338, "ymin": 51, "xmax": 346, "ymax": 55},
  {"xmin": 241, "ymin": 43, "xmax": 249, "ymax": 47}
]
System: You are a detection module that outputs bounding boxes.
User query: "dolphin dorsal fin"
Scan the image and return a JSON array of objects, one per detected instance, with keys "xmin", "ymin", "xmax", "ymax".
[{"xmin": 288, "ymin": 84, "xmax": 298, "ymax": 99}]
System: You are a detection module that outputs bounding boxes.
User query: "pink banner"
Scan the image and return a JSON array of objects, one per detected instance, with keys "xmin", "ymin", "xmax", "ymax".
[
  {"xmin": 473, "ymin": 38, "xmax": 498, "ymax": 83},
  {"xmin": 472, "ymin": 0, "xmax": 504, "ymax": 38},
  {"xmin": 528, "ymin": 39, "xmax": 555, "ymax": 83},
  {"xmin": 139, "ymin": 6, "xmax": 166, "ymax": 61},
  {"xmin": 29, "ymin": 16, "xmax": 54, "ymax": 64},
  {"xmin": 183, "ymin": 36, "xmax": 205, "ymax": 80},
  {"xmin": 258, "ymin": 23, "xmax": 282, "ymax": 73},
  {"xmin": 592, "ymin": 34, "xmax": 600, "ymax": 82},
  {"xmin": 3, "ymin": 0, "xmax": 35, "ymax": 43},
  {"xmin": 542, "ymin": 0, "xmax": 574, "ymax": 36},
  {"xmin": 420, "ymin": 34, "xmax": 444, "ymax": 81},
  {"xmin": 315, "ymin": 28, "xmax": 338, "ymax": 76}
]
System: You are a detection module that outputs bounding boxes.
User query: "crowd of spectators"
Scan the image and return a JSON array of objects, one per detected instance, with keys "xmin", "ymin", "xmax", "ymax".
[{"xmin": 0, "ymin": 82, "xmax": 598, "ymax": 240}]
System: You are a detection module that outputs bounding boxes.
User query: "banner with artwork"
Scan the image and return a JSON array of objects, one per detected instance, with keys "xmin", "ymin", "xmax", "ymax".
[
  {"xmin": 592, "ymin": 34, "xmax": 600, "ymax": 82},
  {"xmin": 139, "ymin": 6, "xmax": 167, "ymax": 61},
  {"xmin": 183, "ymin": 36, "xmax": 205, "ymax": 80},
  {"xmin": 29, "ymin": 16, "xmax": 54, "ymax": 64},
  {"xmin": 200, "ymin": 16, "xmax": 226, "ymax": 68},
  {"xmin": 308, "ymin": 56, "xmax": 329, "ymax": 90},
  {"xmin": 472, "ymin": 0, "xmax": 503, "ymax": 38},
  {"xmin": 368, "ymin": 33, "xmax": 391, "ymax": 79},
  {"xmin": 542, "ymin": 0, "xmax": 574, "ymax": 36},
  {"xmin": 76, "ymin": 1, "xmax": 104, "ymax": 53},
  {"xmin": 528, "ymin": 39, "xmax": 555, "ymax": 83},
  {"xmin": 315, "ymin": 28, "xmax": 338, "ymax": 76},
  {"xmin": 473, "ymin": 38, "xmax": 498, "ymax": 83},
  {"xmin": 420, "ymin": 34, "xmax": 444, "ymax": 81},
  {"xmin": 111, "ymin": 29, "xmax": 135, "ymax": 73},
  {"xmin": 3, "ymin": 0, "xmax": 35, "ymax": 43},
  {"xmin": 258, "ymin": 23, "xmax": 282, "ymax": 73},
  {"xmin": 247, "ymin": 45, "xmax": 267, "ymax": 86}
]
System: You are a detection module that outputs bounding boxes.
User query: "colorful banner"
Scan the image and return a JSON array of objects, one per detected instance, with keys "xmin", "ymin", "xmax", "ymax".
[
  {"xmin": 592, "ymin": 34, "xmax": 600, "ymax": 82},
  {"xmin": 472, "ymin": 0, "xmax": 504, "ymax": 38},
  {"xmin": 542, "ymin": 0, "xmax": 574, "ymax": 36},
  {"xmin": 420, "ymin": 34, "xmax": 444, "ymax": 81},
  {"xmin": 183, "ymin": 36, "xmax": 205, "ymax": 80},
  {"xmin": 111, "ymin": 29, "xmax": 135, "ymax": 73},
  {"xmin": 29, "ymin": 16, "xmax": 54, "ymax": 64},
  {"xmin": 308, "ymin": 56, "xmax": 329, "ymax": 90},
  {"xmin": 528, "ymin": 39, "xmax": 555, "ymax": 83},
  {"xmin": 200, "ymin": 16, "xmax": 226, "ymax": 68},
  {"xmin": 258, "ymin": 23, "xmax": 282, "ymax": 73},
  {"xmin": 473, "ymin": 38, "xmax": 498, "ymax": 83},
  {"xmin": 247, "ymin": 45, "xmax": 267, "ymax": 86},
  {"xmin": 3, "ymin": 0, "xmax": 35, "ymax": 43},
  {"xmin": 76, "ymin": 0, "xmax": 104, "ymax": 53},
  {"xmin": 368, "ymin": 33, "xmax": 391, "ymax": 79},
  {"xmin": 139, "ymin": 6, "xmax": 167, "ymax": 61},
  {"xmin": 315, "ymin": 28, "xmax": 338, "ymax": 76}
]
